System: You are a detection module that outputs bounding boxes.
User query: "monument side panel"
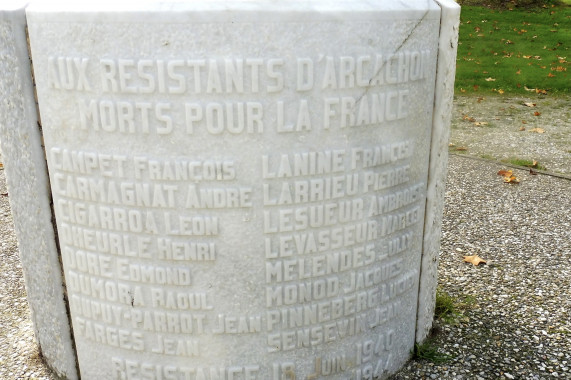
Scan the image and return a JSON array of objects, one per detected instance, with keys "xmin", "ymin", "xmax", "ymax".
[
  {"xmin": 28, "ymin": 2, "xmax": 442, "ymax": 378},
  {"xmin": 0, "ymin": 3, "xmax": 78, "ymax": 379},
  {"xmin": 416, "ymin": 0, "xmax": 460, "ymax": 343}
]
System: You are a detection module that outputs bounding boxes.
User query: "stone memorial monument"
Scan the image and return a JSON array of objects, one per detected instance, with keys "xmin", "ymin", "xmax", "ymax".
[{"xmin": 1, "ymin": 1, "xmax": 459, "ymax": 379}]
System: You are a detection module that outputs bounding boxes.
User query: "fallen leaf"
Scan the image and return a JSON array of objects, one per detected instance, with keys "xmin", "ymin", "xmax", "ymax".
[
  {"xmin": 485, "ymin": 77, "xmax": 496, "ymax": 81},
  {"xmin": 498, "ymin": 169, "xmax": 519, "ymax": 184},
  {"xmin": 473, "ymin": 85, "xmax": 479, "ymax": 91},
  {"xmin": 0, "ymin": 192, "xmax": 7, "ymax": 197},
  {"xmin": 547, "ymin": 72, "xmax": 556, "ymax": 77},
  {"xmin": 460, "ymin": 88, "xmax": 466, "ymax": 93},
  {"xmin": 522, "ymin": 120, "xmax": 527, "ymax": 124},
  {"xmin": 463, "ymin": 115, "xmax": 476, "ymax": 122},
  {"xmin": 534, "ymin": 111, "xmax": 541, "ymax": 116},
  {"xmin": 524, "ymin": 86, "xmax": 535, "ymax": 92},
  {"xmin": 477, "ymin": 97, "xmax": 485, "ymax": 103},
  {"xmin": 532, "ymin": 160, "xmax": 538, "ymax": 167},
  {"xmin": 516, "ymin": 69, "xmax": 521, "ymax": 75},
  {"xmin": 464, "ymin": 255, "xmax": 487, "ymax": 266},
  {"xmin": 497, "ymin": 169, "xmax": 513, "ymax": 176},
  {"xmin": 530, "ymin": 128, "xmax": 545, "ymax": 133},
  {"xmin": 0, "ymin": 163, "xmax": 3, "ymax": 170},
  {"xmin": 449, "ymin": 143, "xmax": 456, "ymax": 147},
  {"xmin": 529, "ymin": 168, "xmax": 538, "ymax": 175},
  {"xmin": 523, "ymin": 102, "xmax": 536, "ymax": 107},
  {"xmin": 519, "ymin": 126, "xmax": 526, "ymax": 131},
  {"xmin": 498, "ymin": 89, "xmax": 505, "ymax": 94},
  {"xmin": 455, "ymin": 147, "xmax": 468, "ymax": 151},
  {"xmin": 474, "ymin": 122, "xmax": 489, "ymax": 126}
]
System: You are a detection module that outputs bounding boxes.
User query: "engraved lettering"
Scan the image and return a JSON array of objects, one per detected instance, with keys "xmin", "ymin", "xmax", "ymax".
[
  {"xmin": 211, "ymin": 314, "xmax": 262, "ymax": 334},
  {"xmin": 150, "ymin": 289, "xmax": 213, "ymax": 310}
]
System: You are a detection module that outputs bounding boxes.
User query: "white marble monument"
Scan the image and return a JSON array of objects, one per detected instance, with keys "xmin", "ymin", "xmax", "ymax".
[{"xmin": 1, "ymin": 1, "xmax": 459, "ymax": 379}]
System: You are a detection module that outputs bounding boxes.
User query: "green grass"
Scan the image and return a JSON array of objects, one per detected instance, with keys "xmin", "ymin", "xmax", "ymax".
[
  {"xmin": 434, "ymin": 289, "xmax": 477, "ymax": 323},
  {"xmin": 435, "ymin": 290, "xmax": 457, "ymax": 321},
  {"xmin": 504, "ymin": 157, "xmax": 546, "ymax": 169},
  {"xmin": 413, "ymin": 340, "xmax": 453, "ymax": 363},
  {"xmin": 455, "ymin": 5, "xmax": 571, "ymax": 95}
]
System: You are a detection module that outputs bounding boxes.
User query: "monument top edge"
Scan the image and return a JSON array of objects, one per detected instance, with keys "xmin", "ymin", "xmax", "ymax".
[
  {"xmin": 0, "ymin": 1, "xmax": 29, "ymax": 12},
  {"xmin": 26, "ymin": 0, "xmax": 442, "ymax": 19}
]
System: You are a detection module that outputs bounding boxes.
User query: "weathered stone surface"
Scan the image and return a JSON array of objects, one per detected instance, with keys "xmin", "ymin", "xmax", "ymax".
[
  {"xmin": 13, "ymin": 1, "xmax": 460, "ymax": 378},
  {"xmin": 416, "ymin": 0, "xmax": 461, "ymax": 343},
  {"xmin": 0, "ymin": 2, "xmax": 78, "ymax": 379}
]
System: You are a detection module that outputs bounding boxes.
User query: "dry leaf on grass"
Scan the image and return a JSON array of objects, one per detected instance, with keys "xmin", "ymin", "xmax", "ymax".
[
  {"xmin": 519, "ymin": 126, "xmax": 526, "ymax": 131},
  {"xmin": 523, "ymin": 102, "xmax": 536, "ymax": 107},
  {"xmin": 455, "ymin": 147, "xmax": 468, "ymax": 151},
  {"xmin": 464, "ymin": 255, "xmax": 487, "ymax": 266},
  {"xmin": 474, "ymin": 121, "xmax": 489, "ymax": 126}
]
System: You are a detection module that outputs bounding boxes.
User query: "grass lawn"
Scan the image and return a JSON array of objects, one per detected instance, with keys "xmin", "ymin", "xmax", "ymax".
[{"xmin": 455, "ymin": 4, "xmax": 571, "ymax": 95}]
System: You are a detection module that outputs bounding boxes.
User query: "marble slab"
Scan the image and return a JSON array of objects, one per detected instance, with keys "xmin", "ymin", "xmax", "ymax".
[
  {"xmin": 0, "ymin": 2, "xmax": 78, "ymax": 379},
  {"xmin": 24, "ymin": 1, "xmax": 458, "ymax": 378}
]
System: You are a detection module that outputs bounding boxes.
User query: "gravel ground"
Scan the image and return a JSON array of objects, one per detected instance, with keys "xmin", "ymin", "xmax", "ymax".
[
  {"xmin": 392, "ymin": 155, "xmax": 571, "ymax": 380},
  {"xmin": 449, "ymin": 95, "xmax": 571, "ymax": 176},
  {"xmin": 0, "ymin": 96, "xmax": 569, "ymax": 379}
]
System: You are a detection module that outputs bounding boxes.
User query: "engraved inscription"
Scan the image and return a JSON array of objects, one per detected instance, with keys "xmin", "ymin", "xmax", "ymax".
[{"xmin": 36, "ymin": 13, "xmax": 440, "ymax": 376}]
